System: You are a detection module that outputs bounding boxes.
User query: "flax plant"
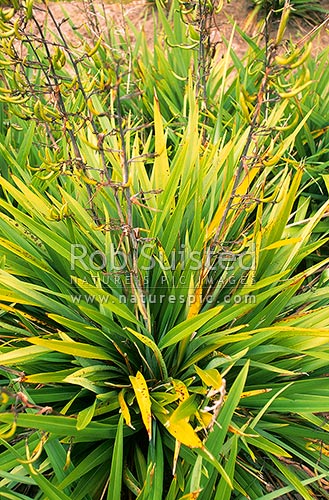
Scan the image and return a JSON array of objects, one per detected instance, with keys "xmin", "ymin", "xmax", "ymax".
[{"xmin": 0, "ymin": 1, "xmax": 328, "ymax": 498}]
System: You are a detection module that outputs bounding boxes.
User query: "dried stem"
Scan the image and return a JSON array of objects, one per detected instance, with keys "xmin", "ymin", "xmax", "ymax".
[
  {"xmin": 29, "ymin": 12, "xmax": 100, "ymax": 223},
  {"xmin": 44, "ymin": 1, "xmax": 111, "ymax": 183},
  {"xmin": 114, "ymin": 62, "xmax": 150, "ymax": 330}
]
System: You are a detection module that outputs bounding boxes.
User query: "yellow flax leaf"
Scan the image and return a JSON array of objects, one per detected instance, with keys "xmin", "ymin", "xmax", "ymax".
[
  {"xmin": 187, "ymin": 284, "xmax": 203, "ymax": 319},
  {"xmin": 118, "ymin": 390, "xmax": 135, "ymax": 430},
  {"xmin": 240, "ymin": 388, "xmax": 272, "ymax": 399},
  {"xmin": 195, "ymin": 365, "xmax": 222, "ymax": 390},
  {"xmin": 152, "ymin": 90, "xmax": 170, "ymax": 191},
  {"xmin": 179, "ymin": 490, "xmax": 202, "ymax": 499},
  {"xmin": 172, "ymin": 379, "xmax": 189, "ymax": 402},
  {"xmin": 165, "ymin": 418, "xmax": 202, "ymax": 449},
  {"xmin": 263, "ymin": 238, "xmax": 302, "ymax": 250},
  {"xmin": 130, "ymin": 371, "xmax": 152, "ymax": 440}
]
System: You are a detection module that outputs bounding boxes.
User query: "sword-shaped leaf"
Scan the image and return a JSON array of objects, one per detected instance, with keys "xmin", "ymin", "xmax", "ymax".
[{"xmin": 129, "ymin": 371, "xmax": 152, "ymax": 440}]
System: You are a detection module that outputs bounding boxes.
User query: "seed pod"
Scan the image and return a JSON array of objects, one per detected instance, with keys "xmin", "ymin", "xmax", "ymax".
[
  {"xmin": 290, "ymin": 42, "xmax": 312, "ymax": 69},
  {"xmin": 275, "ymin": 3, "xmax": 291, "ymax": 45},
  {"xmin": 278, "ymin": 80, "xmax": 313, "ymax": 99}
]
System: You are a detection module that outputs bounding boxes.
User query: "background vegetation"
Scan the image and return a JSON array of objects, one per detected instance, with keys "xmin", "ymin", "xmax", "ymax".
[
  {"xmin": 0, "ymin": 0, "xmax": 328, "ymax": 498},
  {"xmin": 252, "ymin": 0, "xmax": 325, "ymax": 20}
]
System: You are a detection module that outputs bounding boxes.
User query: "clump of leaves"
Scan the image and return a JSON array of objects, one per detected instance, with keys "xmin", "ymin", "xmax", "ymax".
[
  {"xmin": 252, "ymin": 0, "xmax": 326, "ymax": 22},
  {"xmin": 0, "ymin": 1, "xmax": 329, "ymax": 499}
]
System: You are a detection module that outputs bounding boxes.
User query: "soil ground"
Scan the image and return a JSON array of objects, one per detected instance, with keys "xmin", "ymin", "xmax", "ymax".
[{"xmin": 36, "ymin": 0, "xmax": 329, "ymax": 58}]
